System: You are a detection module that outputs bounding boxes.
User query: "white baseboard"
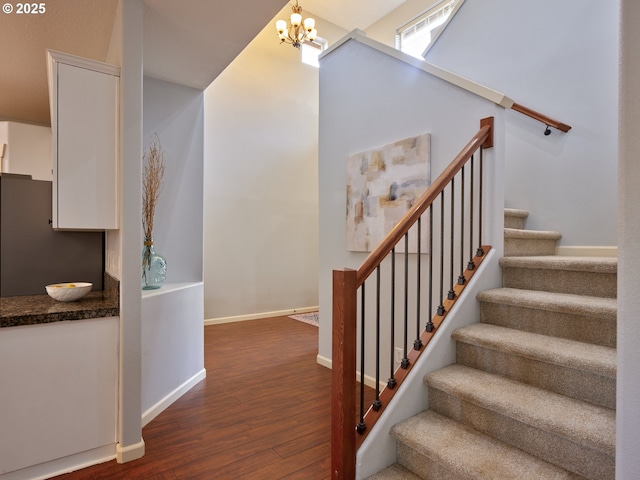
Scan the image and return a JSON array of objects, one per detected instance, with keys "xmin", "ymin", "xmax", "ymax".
[
  {"xmin": 317, "ymin": 354, "xmax": 386, "ymax": 391},
  {"xmin": 205, "ymin": 306, "xmax": 319, "ymax": 326},
  {"xmin": 317, "ymin": 354, "xmax": 332, "ymax": 370},
  {"xmin": 116, "ymin": 439, "xmax": 145, "ymax": 464},
  {"xmin": 0, "ymin": 444, "xmax": 116, "ymax": 480},
  {"xmin": 141, "ymin": 368, "xmax": 207, "ymax": 427},
  {"xmin": 555, "ymin": 246, "xmax": 618, "ymax": 257}
]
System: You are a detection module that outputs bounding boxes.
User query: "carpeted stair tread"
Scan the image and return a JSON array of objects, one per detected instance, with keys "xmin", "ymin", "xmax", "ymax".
[
  {"xmin": 390, "ymin": 410, "xmax": 585, "ymax": 480},
  {"xmin": 367, "ymin": 463, "xmax": 422, "ymax": 480},
  {"xmin": 477, "ymin": 288, "xmax": 617, "ymax": 317},
  {"xmin": 425, "ymin": 365, "xmax": 615, "ymax": 456},
  {"xmin": 504, "ymin": 228, "xmax": 562, "ymax": 240},
  {"xmin": 504, "ymin": 208, "xmax": 529, "ymax": 218},
  {"xmin": 477, "ymin": 287, "xmax": 617, "ymax": 347},
  {"xmin": 452, "ymin": 323, "xmax": 616, "ymax": 378},
  {"xmin": 499, "ymin": 256, "xmax": 617, "ymax": 273}
]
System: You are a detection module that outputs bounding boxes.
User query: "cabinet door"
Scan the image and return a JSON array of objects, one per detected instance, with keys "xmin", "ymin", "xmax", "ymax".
[{"xmin": 54, "ymin": 63, "xmax": 118, "ymax": 230}]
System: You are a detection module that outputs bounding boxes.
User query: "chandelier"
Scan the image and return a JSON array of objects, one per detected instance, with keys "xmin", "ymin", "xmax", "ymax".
[{"xmin": 275, "ymin": 1, "xmax": 317, "ymax": 49}]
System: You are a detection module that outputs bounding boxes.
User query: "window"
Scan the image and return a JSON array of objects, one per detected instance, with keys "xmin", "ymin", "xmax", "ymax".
[
  {"xmin": 396, "ymin": 0, "xmax": 463, "ymax": 59},
  {"xmin": 301, "ymin": 37, "xmax": 327, "ymax": 68}
]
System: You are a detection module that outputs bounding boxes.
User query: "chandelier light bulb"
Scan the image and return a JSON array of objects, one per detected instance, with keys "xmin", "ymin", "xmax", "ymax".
[
  {"xmin": 290, "ymin": 12, "xmax": 302, "ymax": 27},
  {"xmin": 303, "ymin": 17, "xmax": 315, "ymax": 32},
  {"xmin": 276, "ymin": 19, "xmax": 287, "ymax": 34}
]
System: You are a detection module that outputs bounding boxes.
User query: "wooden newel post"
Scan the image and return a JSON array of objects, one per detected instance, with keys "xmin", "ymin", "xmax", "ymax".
[{"xmin": 331, "ymin": 268, "xmax": 358, "ymax": 480}]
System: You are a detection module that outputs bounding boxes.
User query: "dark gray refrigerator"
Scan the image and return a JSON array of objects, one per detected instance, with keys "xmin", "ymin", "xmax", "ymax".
[{"xmin": 0, "ymin": 174, "xmax": 104, "ymax": 296}]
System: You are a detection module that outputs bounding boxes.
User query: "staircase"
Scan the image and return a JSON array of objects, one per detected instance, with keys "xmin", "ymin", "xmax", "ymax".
[{"xmin": 369, "ymin": 209, "xmax": 617, "ymax": 480}]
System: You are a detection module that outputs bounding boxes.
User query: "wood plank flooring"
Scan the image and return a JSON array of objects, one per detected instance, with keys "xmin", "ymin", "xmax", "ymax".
[{"xmin": 55, "ymin": 316, "xmax": 374, "ymax": 480}]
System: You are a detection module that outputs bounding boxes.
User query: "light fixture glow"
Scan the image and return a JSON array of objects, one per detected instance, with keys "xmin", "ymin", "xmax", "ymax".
[{"xmin": 275, "ymin": 1, "xmax": 318, "ymax": 49}]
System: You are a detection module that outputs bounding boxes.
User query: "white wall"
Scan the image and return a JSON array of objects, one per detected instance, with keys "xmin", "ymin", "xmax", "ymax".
[
  {"xmin": 423, "ymin": 0, "xmax": 618, "ymax": 246},
  {"xmin": 317, "ymin": 35, "xmax": 505, "ymax": 369},
  {"xmin": 141, "ymin": 283, "xmax": 205, "ymax": 425},
  {"xmin": 203, "ymin": 7, "xmax": 347, "ymax": 320},
  {"xmin": 140, "ymin": 76, "xmax": 205, "ymax": 427},
  {"xmin": 143, "ymin": 76, "xmax": 204, "ymax": 283},
  {"xmin": 617, "ymin": 1, "xmax": 640, "ymax": 477},
  {"xmin": 0, "ymin": 121, "xmax": 52, "ymax": 181}
]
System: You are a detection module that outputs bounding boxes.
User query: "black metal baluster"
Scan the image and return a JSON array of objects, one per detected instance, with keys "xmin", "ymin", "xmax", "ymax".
[
  {"xmin": 458, "ymin": 165, "xmax": 466, "ymax": 285},
  {"xmin": 477, "ymin": 147, "xmax": 485, "ymax": 257},
  {"xmin": 426, "ymin": 207, "xmax": 435, "ymax": 332},
  {"xmin": 356, "ymin": 284, "xmax": 366, "ymax": 434},
  {"xmin": 401, "ymin": 233, "xmax": 410, "ymax": 369},
  {"xmin": 467, "ymin": 154, "xmax": 476, "ymax": 271},
  {"xmin": 372, "ymin": 267, "xmax": 382, "ymax": 412},
  {"xmin": 437, "ymin": 192, "xmax": 446, "ymax": 316},
  {"xmin": 388, "ymin": 248, "xmax": 397, "ymax": 389},
  {"xmin": 414, "ymin": 217, "xmax": 423, "ymax": 350},
  {"xmin": 447, "ymin": 178, "xmax": 456, "ymax": 300}
]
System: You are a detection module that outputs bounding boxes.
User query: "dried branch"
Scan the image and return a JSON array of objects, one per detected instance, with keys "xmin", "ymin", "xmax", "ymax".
[{"xmin": 142, "ymin": 134, "xmax": 165, "ymax": 240}]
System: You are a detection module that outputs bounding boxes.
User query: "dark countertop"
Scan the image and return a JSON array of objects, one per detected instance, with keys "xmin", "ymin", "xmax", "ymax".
[{"xmin": 0, "ymin": 274, "xmax": 119, "ymax": 328}]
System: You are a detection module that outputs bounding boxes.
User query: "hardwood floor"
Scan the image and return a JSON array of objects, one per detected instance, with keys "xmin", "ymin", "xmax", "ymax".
[{"xmin": 55, "ymin": 316, "xmax": 374, "ymax": 480}]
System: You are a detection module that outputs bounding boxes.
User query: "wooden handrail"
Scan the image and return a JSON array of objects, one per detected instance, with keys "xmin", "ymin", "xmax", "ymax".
[
  {"xmin": 332, "ymin": 118, "xmax": 495, "ymax": 480},
  {"xmin": 511, "ymin": 102, "xmax": 572, "ymax": 133},
  {"xmin": 356, "ymin": 117, "xmax": 493, "ymax": 286}
]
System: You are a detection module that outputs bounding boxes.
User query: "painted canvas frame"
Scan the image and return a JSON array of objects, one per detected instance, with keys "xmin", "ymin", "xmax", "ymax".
[{"xmin": 346, "ymin": 133, "xmax": 431, "ymax": 253}]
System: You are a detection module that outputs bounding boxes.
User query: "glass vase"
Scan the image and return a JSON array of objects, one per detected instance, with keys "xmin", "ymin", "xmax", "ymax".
[{"xmin": 142, "ymin": 237, "xmax": 167, "ymax": 290}]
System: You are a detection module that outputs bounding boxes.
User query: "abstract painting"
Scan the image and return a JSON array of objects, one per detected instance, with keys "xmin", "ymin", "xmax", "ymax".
[{"xmin": 346, "ymin": 133, "xmax": 431, "ymax": 253}]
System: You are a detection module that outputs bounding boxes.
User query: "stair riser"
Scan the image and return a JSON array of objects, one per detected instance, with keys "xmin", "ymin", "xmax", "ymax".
[
  {"xmin": 397, "ymin": 443, "xmax": 469, "ymax": 480},
  {"xmin": 502, "ymin": 268, "xmax": 617, "ymax": 298},
  {"xmin": 428, "ymin": 388, "xmax": 614, "ymax": 480},
  {"xmin": 504, "ymin": 216, "xmax": 525, "ymax": 229},
  {"xmin": 504, "ymin": 238, "xmax": 557, "ymax": 256},
  {"xmin": 479, "ymin": 301, "xmax": 616, "ymax": 348},
  {"xmin": 455, "ymin": 343, "xmax": 615, "ymax": 409}
]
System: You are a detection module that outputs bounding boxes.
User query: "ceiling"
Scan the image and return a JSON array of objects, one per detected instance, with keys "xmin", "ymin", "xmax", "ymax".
[{"xmin": 0, "ymin": 0, "xmax": 405, "ymax": 126}]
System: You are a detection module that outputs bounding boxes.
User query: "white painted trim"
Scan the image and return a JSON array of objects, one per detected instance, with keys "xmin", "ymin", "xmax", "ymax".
[
  {"xmin": 321, "ymin": 30, "xmax": 514, "ymax": 109},
  {"xmin": 47, "ymin": 49, "xmax": 120, "ymax": 76},
  {"xmin": 141, "ymin": 368, "xmax": 207, "ymax": 427},
  {"xmin": 116, "ymin": 439, "xmax": 145, "ymax": 464},
  {"xmin": 555, "ymin": 246, "xmax": 618, "ymax": 257},
  {"xmin": 316, "ymin": 353, "xmax": 332, "ymax": 370},
  {"xmin": 316, "ymin": 354, "xmax": 386, "ymax": 391},
  {"xmin": 0, "ymin": 444, "xmax": 116, "ymax": 480},
  {"xmin": 205, "ymin": 306, "xmax": 319, "ymax": 326}
]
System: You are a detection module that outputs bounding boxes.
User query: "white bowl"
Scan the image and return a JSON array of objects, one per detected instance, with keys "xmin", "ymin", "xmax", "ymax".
[{"xmin": 45, "ymin": 282, "xmax": 93, "ymax": 302}]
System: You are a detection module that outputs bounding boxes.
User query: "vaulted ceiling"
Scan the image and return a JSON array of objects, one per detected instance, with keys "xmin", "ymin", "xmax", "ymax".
[{"xmin": 0, "ymin": 0, "xmax": 405, "ymax": 126}]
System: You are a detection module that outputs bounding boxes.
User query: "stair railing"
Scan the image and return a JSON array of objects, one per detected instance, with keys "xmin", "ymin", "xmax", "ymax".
[
  {"xmin": 331, "ymin": 117, "xmax": 494, "ymax": 480},
  {"xmin": 510, "ymin": 102, "xmax": 572, "ymax": 135}
]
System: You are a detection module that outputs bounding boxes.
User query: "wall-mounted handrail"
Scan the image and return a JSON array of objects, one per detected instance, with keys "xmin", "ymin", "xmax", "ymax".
[{"xmin": 511, "ymin": 102, "xmax": 572, "ymax": 133}]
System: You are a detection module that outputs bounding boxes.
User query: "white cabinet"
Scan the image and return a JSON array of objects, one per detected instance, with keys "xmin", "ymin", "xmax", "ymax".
[
  {"xmin": 0, "ymin": 317, "xmax": 119, "ymax": 477},
  {"xmin": 47, "ymin": 50, "xmax": 119, "ymax": 230}
]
